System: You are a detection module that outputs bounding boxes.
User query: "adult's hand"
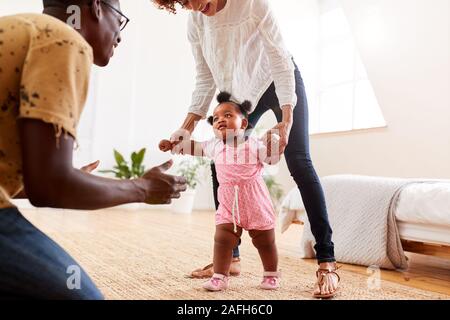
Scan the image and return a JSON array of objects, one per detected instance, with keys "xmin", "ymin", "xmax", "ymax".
[
  {"xmin": 169, "ymin": 128, "xmax": 191, "ymax": 155},
  {"xmin": 269, "ymin": 121, "xmax": 292, "ymax": 154},
  {"xmin": 159, "ymin": 140, "xmax": 173, "ymax": 153},
  {"xmin": 80, "ymin": 160, "xmax": 100, "ymax": 173},
  {"xmin": 260, "ymin": 128, "xmax": 281, "ymax": 165},
  {"xmin": 273, "ymin": 105, "xmax": 294, "ymax": 153},
  {"xmin": 168, "ymin": 112, "xmax": 203, "ymax": 155},
  {"xmin": 139, "ymin": 160, "xmax": 187, "ymax": 204}
]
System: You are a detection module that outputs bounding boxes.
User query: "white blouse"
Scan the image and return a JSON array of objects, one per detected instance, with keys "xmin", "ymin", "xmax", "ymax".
[{"xmin": 187, "ymin": 0, "xmax": 297, "ymax": 118}]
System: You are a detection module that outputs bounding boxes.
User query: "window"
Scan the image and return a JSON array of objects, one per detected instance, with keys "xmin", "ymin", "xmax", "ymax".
[{"xmin": 312, "ymin": 0, "xmax": 386, "ymax": 134}]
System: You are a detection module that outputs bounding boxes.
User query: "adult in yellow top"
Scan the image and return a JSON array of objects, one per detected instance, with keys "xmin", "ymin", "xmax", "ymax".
[{"xmin": 0, "ymin": 0, "xmax": 187, "ymax": 299}]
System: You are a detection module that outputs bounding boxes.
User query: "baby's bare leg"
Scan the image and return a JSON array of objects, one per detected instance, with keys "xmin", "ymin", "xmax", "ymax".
[
  {"xmin": 249, "ymin": 229, "xmax": 278, "ymax": 272},
  {"xmin": 214, "ymin": 224, "xmax": 242, "ymax": 275}
]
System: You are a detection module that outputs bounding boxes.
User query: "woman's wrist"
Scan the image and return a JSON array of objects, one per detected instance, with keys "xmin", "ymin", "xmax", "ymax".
[
  {"xmin": 281, "ymin": 105, "xmax": 293, "ymax": 125},
  {"xmin": 181, "ymin": 113, "xmax": 202, "ymax": 133}
]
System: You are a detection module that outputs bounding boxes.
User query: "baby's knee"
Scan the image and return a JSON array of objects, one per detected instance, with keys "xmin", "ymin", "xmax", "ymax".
[
  {"xmin": 215, "ymin": 226, "xmax": 240, "ymax": 248},
  {"xmin": 250, "ymin": 230, "xmax": 275, "ymax": 249}
]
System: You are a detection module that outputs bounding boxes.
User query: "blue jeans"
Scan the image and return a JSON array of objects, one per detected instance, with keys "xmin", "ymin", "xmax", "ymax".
[
  {"xmin": 211, "ymin": 61, "xmax": 335, "ymax": 263},
  {"xmin": 0, "ymin": 207, "xmax": 104, "ymax": 299}
]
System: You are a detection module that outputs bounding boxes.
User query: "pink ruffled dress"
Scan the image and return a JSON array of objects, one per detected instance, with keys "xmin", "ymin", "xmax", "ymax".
[{"xmin": 202, "ymin": 137, "xmax": 276, "ymax": 232}]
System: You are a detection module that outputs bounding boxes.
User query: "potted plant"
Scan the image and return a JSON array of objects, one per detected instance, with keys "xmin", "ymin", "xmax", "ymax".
[
  {"xmin": 99, "ymin": 148, "xmax": 146, "ymax": 210},
  {"xmin": 100, "ymin": 148, "xmax": 146, "ymax": 179},
  {"xmin": 263, "ymin": 174, "xmax": 284, "ymax": 211},
  {"xmin": 171, "ymin": 157, "xmax": 209, "ymax": 214}
]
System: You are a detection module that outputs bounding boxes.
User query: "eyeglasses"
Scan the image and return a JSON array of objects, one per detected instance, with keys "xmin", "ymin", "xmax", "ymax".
[{"xmin": 100, "ymin": 0, "xmax": 130, "ymax": 31}]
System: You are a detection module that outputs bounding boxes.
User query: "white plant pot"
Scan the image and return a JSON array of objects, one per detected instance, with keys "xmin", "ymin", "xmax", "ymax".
[
  {"xmin": 115, "ymin": 203, "xmax": 142, "ymax": 211},
  {"xmin": 171, "ymin": 189, "xmax": 196, "ymax": 214},
  {"xmin": 9, "ymin": 199, "xmax": 35, "ymax": 210}
]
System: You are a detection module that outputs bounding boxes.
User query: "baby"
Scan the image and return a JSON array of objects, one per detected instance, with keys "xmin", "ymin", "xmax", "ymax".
[{"xmin": 160, "ymin": 92, "xmax": 282, "ymax": 291}]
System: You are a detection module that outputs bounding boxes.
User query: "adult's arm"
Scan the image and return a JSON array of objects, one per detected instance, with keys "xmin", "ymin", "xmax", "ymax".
[
  {"xmin": 186, "ymin": 14, "xmax": 217, "ymax": 119},
  {"xmin": 253, "ymin": 0, "xmax": 296, "ymax": 151},
  {"xmin": 20, "ymin": 119, "xmax": 186, "ymax": 210},
  {"xmin": 13, "ymin": 160, "xmax": 99, "ymax": 200},
  {"xmin": 254, "ymin": 0, "xmax": 297, "ymax": 111},
  {"xmin": 163, "ymin": 16, "xmax": 216, "ymax": 154}
]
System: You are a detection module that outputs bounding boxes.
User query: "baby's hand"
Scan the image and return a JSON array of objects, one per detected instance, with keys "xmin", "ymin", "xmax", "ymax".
[{"xmin": 159, "ymin": 140, "xmax": 173, "ymax": 152}]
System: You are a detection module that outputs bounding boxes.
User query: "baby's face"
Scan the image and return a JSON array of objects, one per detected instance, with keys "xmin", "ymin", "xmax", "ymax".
[{"xmin": 211, "ymin": 103, "xmax": 248, "ymax": 140}]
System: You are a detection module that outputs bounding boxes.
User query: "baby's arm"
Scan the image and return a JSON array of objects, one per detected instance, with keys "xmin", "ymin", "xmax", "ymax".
[{"xmin": 159, "ymin": 139, "xmax": 206, "ymax": 157}]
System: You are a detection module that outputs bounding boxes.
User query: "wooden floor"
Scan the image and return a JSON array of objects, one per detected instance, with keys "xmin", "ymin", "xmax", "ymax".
[
  {"xmin": 270, "ymin": 214, "xmax": 450, "ymax": 296},
  {"xmin": 344, "ymin": 253, "xmax": 450, "ymax": 296},
  {"xmin": 21, "ymin": 208, "xmax": 450, "ymax": 298}
]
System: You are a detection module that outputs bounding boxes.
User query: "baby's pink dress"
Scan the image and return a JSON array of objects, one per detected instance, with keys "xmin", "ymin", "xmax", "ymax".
[{"xmin": 202, "ymin": 137, "xmax": 276, "ymax": 231}]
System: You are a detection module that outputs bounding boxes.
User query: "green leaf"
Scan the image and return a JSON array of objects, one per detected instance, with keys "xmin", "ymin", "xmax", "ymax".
[
  {"xmin": 100, "ymin": 148, "xmax": 148, "ymax": 180},
  {"xmin": 114, "ymin": 149, "xmax": 126, "ymax": 165},
  {"xmin": 135, "ymin": 148, "xmax": 146, "ymax": 166},
  {"xmin": 131, "ymin": 152, "xmax": 137, "ymax": 165},
  {"xmin": 98, "ymin": 170, "xmax": 118, "ymax": 175},
  {"xmin": 263, "ymin": 175, "xmax": 284, "ymax": 205},
  {"xmin": 129, "ymin": 148, "xmax": 146, "ymax": 179},
  {"xmin": 138, "ymin": 165, "xmax": 145, "ymax": 178},
  {"xmin": 115, "ymin": 164, "xmax": 131, "ymax": 179},
  {"xmin": 175, "ymin": 157, "xmax": 210, "ymax": 189}
]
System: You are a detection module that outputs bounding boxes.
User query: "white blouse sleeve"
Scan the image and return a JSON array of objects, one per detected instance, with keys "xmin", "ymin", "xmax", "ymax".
[
  {"xmin": 187, "ymin": 15, "xmax": 217, "ymax": 118},
  {"xmin": 253, "ymin": 0, "xmax": 297, "ymax": 109}
]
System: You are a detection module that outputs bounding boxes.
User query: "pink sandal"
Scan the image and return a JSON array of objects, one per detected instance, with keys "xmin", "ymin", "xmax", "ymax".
[
  {"xmin": 260, "ymin": 271, "xmax": 281, "ymax": 290},
  {"xmin": 202, "ymin": 273, "xmax": 230, "ymax": 292}
]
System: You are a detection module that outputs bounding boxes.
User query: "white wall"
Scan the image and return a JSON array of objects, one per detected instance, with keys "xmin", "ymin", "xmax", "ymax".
[
  {"xmin": 309, "ymin": 0, "xmax": 450, "ymax": 179},
  {"xmin": 0, "ymin": 0, "xmax": 203, "ymax": 207},
  {"xmin": 0, "ymin": 0, "xmax": 315, "ymax": 209},
  {"xmin": 2, "ymin": 0, "xmax": 449, "ymax": 211}
]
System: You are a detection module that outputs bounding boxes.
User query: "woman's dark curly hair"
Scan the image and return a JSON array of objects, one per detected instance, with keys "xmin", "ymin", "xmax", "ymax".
[
  {"xmin": 151, "ymin": 0, "xmax": 186, "ymax": 14},
  {"xmin": 207, "ymin": 92, "xmax": 252, "ymax": 126}
]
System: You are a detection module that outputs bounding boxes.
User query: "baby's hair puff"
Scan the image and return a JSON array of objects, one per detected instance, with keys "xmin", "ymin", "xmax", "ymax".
[{"xmin": 208, "ymin": 91, "xmax": 252, "ymax": 125}]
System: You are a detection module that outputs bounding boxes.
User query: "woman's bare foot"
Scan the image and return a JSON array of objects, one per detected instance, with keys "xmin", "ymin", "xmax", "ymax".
[
  {"xmin": 313, "ymin": 262, "xmax": 340, "ymax": 298},
  {"xmin": 190, "ymin": 258, "xmax": 241, "ymax": 279}
]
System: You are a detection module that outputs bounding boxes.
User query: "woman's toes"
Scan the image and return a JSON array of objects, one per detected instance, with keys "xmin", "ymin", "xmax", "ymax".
[
  {"xmin": 314, "ymin": 286, "xmax": 321, "ymax": 295},
  {"xmin": 326, "ymin": 281, "xmax": 332, "ymax": 293},
  {"xmin": 332, "ymin": 276, "xmax": 338, "ymax": 290},
  {"xmin": 329, "ymin": 279, "xmax": 337, "ymax": 292}
]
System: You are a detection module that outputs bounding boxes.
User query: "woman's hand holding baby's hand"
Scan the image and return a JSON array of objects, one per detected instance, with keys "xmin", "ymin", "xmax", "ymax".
[
  {"xmin": 159, "ymin": 140, "xmax": 173, "ymax": 152},
  {"xmin": 159, "ymin": 136, "xmax": 189, "ymax": 155},
  {"xmin": 169, "ymin": 128, "xmax": 192, "ymax": 155},
  {"xmin": 271, "ymin": 105, "xmax": 294, "ymax": 154},
  {"xmin": 270, "ymin": 121, "xmax": 292, "ymax": 154}
]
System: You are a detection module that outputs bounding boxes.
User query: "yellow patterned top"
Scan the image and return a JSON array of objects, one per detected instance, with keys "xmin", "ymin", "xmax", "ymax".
[{"xmin": 0, "ymin": 13, "xmax": 93, "ymax": 208}]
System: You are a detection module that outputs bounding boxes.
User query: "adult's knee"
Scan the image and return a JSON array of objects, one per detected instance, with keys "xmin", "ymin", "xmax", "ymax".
[
  {"xmin": 14, "ymin": 276, "xmax": 105, "ymax": 300},
  {"xmin": 59, "ymin": 284, "xmax": 104, "ymax": 300},
  {"xmin": 47, "ymin": 270, "xmax": 104, "ymax": 300},
  {"xmin": 285, "ymin": 152, "xmax": 318, "ymax": 183}
]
